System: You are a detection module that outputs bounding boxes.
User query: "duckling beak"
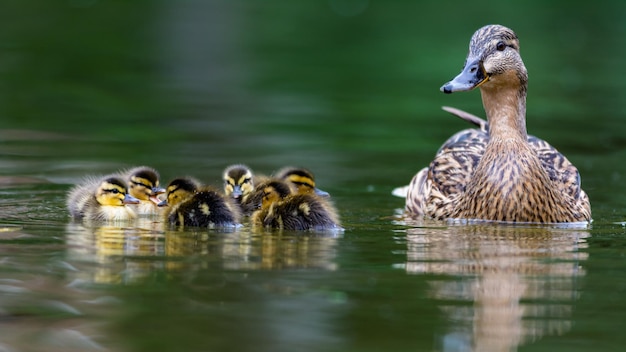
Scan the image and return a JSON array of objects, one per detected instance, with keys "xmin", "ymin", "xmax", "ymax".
[
  {"xmin": 440, "ymin": 57, "xmax": 488, "ymax": 93},
  {"xmin": 152, "ymin": 186, "xmax": 166, "ymax": 195},
  {"xmin": 314, "ymin": 187, "xmax": 330, "ymax": 197},
  {"xmin": 157, "ymin": 199, "xmax": 168, "ymax": 207},
  {"xmin": 123, "ymin": 194, "xmax": 141, "ymax": 205},
  {"xmin": 149, "ymin": 186, "xmax": 166, "ymax": 205},
  {"xmin": 232, "ymin": 185, "xmax": 243, "ymax": 199}
]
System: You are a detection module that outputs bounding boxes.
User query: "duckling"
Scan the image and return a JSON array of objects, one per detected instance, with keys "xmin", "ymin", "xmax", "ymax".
[
  {"xmin": 67, "ymin": 175, "xmax": 140, "ymax": 221},
  {"xmin": 274, "ymin": 166, "xmax": 330, "ymax": 197},
  {"xmin": 404, "ymin": 24, "xmax": 591, "ymax": 223},
  {"xmin": 160, "ymin": 177, "xmax": 241, "ymax": 228},
  {"xmin": 118, "ymin": 166, "xmax": 166, "ymax": 216},
  {"xmin": 251, "ymin": 179, "xmax": 341, "ymax": 231},
  {"xmin": 222, "ymin": 164, "xmax": 262, "ymax": 215}
]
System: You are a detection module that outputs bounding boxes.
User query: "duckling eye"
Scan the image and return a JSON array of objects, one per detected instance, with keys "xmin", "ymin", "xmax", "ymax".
[
  {"xmin": 109, "ymin": 189, "xmax": 120, "ymax": 194},
  {"xmin": 131, "ymin": 180, "xmax": 151, "ymax": 189},
  {"xmin": 496, "ymin": 41, "xmax": 506, "ymax": 51}
]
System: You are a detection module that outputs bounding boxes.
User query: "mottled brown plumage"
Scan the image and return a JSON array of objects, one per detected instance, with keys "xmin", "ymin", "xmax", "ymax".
[{"xmin": 405, "ymin": 24, "xmax": 591, "ymax": 223}]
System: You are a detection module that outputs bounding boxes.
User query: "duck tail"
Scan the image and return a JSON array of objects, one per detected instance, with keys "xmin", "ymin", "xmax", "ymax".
[{"xmin": 442, "ymin": 106, "xmax": 488, "ymax": 132}]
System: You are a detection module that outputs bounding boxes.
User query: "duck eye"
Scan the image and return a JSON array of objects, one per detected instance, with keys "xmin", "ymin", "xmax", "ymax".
[
  {"xmin": 496, "ymin": 41, "xmax": 506, "ymax": 51},
  {"xmin": 111, "ymin": 189, "xmax": 119, "ymax": 194}
]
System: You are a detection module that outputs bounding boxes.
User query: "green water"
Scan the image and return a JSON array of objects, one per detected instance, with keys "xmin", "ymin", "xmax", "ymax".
[{"xmin": 1, "ymin": 1, "xmax": 626, "ymax": 351}]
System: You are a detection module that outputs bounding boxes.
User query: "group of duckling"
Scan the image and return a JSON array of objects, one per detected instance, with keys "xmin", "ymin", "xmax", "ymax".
[{"xmin": 66, "ymin": 165, "xmax": 342, "ymax": 231}]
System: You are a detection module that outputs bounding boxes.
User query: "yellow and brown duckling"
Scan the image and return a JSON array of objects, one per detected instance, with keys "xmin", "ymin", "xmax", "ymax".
[
  {"xmin": 159, "ymin": 177, "xmax": 241, "ymax": 228},
  {"xmin": 274, "ymin": 166, "xmax": 330, "ymax": 197},
  {"xmin": 67, "ymin": 175, "xmax": 140, "ymax": 221},
  {"xmin": 404, "ymin": 24, "xmax": 591, "ymax": 223},
  {"xmin": 251, "ymin": 179, "xmax": 341, "ymax": 231},
  {"xmin": 118, "ymin": 166, "xmax": 166, "ymax": 216},
  {"xmin": 222, "ymin": 164, "xmax": 261, "ymax": 215}
]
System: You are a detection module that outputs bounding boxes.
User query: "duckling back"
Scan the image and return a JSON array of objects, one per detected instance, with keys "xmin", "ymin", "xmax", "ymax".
[
  {"xmin": 252, "ymin": 180, "xmax": 341, "ymax": 231},
  {"xmin": 167, "ymin": 186, "xmax": 241, "ymax": 228},
  {"xmin": 256, "ymin": 194, "xmax": 341, "ymax": 231}
]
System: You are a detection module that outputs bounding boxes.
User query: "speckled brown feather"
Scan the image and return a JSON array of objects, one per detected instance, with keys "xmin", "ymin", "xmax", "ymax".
[{"xmin": 405, "ymin": 25, "xmax": 591, "ymax": 223}]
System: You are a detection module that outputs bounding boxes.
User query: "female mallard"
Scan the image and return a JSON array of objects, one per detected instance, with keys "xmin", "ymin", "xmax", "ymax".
[
  {"xmin": 67, "ymin": 175, "xmax": 140, "ymax": 221},
  {"xmin": 405, "ymin": 24, "xmax": 591, "ymax": 223}
]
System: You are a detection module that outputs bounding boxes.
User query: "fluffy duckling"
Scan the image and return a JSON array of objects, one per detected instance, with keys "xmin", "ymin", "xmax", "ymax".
[
  {"xmin": 404, "ymin": 24, "xmax": 590, "ymax": 223},
  {"xmin": 160, "ymin": 177, "xmax": 241, "ymax": 228},
  {"xmin": 118, "ymin": 166, "xmax": 166, "ymax": 216},
  {"xmin": 274, "ymin": 166, "xmax": 330, "ymax": 197},
  {"xmin": 67, "ymin": 176, "xmax": 140, "ymax": 221},
  {"xmin": 251, "ymin": 179, "xmax": 341, "ymax": 231},
  {"xmin": 222, "ymin": 164, "xmax": 262, "ymax": 215}
]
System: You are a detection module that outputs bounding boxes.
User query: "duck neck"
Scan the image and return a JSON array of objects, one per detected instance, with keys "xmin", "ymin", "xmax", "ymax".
[{"xmin": 480, "ymin": 82, "xmax": 528, "ymax": 141}]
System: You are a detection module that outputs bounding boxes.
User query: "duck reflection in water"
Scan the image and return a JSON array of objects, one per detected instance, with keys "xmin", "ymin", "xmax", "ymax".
[
  {"xmin": 164, "ymin": 228, "xmax": 340, "ymax": 272},
  {"xmin": 400, "ymin": 220, "xmax": 589, "ymax": 352},
  {"xmin": 65, "ymin": 220, "xmax": 165, "ymax": 285}
]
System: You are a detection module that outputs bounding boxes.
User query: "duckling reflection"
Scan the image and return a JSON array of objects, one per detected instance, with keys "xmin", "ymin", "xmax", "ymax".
[
  {"xmin": 65, "ymin": 222, "xmax": 165, "ymax": 285},
  {"xmin": 233, "ymin": 230, "xmax": 341, "ymax": 270},
  {"xmin": 162, "ymin": 226, "xmax": 340, "ymax": 272},
  {"xmin": 400, "ymin": 220, "xmax": 589, "ymax": 352}
]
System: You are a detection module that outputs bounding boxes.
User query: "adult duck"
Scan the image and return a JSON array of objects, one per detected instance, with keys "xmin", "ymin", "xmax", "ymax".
[{"xmin": 404, "ymin": 24, "xmax": 591, "ymax": 223}]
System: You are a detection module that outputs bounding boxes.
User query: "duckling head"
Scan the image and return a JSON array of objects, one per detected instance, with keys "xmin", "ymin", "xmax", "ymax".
[
  {"xmin": 259, "ymin": 180, "xmax": 293, "ymax": 208},
  {"xmin": 275, "ymin": 166, "xmax": 329, "ymax": 197},
  {"xmin": 223, "ymin": 164, "xmax": 254, "ymax": 201},
  {"xmin": 96, "ymin": 176, "xmax": 140, "ymax": 206},
  {"xmin": 441, "ymin": 24, "xmax": 526, "ymax": 94},
  {"xmin": 158, "ymin": 177, "xmax": 200, "ymax": 207},
  {"xmin": 127, "ymin": 166, "xmax": 166, "ymax": 205}
]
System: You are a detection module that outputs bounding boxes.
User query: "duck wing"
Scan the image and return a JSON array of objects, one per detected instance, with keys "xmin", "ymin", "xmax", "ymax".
[
  {"xmin": 406, "ymin": 127, "xmax": 487, "ymax": 217},
  {"xmin": 404, "ymin": 107, "xmax": 488, "ymax": 215},
  {"xmin": 528, "ymin": 136, "xmax": 583, "ymax": 200},
  {"xmin": 424, "ymin": 127, "xmax": 488, "ymax": 218}
]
